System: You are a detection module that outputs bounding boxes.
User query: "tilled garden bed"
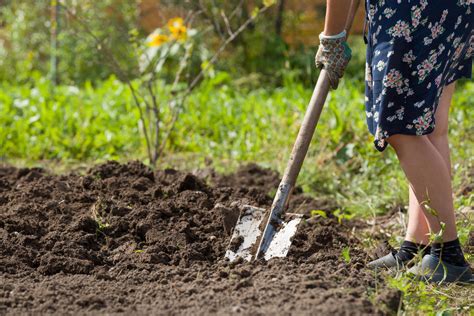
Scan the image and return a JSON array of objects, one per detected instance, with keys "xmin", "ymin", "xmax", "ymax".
[{"xmin": 0, "ymin": 161, "xmax": 398, "ymax": 315}]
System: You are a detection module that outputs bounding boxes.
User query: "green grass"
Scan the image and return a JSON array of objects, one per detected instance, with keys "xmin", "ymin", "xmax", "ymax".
[{"xmin": 0, "ymin": 74, "xmax": 140, "ymax": 161}]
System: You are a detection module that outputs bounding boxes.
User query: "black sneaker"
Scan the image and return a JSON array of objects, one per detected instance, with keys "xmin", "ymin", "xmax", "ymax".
[
  {"xmin": 407, "ymin": 254, "xmax": 473, "ymax": 284},
  {"xmin": 367, "ymin": 241, "xmax": 430, "ymax": 270}
]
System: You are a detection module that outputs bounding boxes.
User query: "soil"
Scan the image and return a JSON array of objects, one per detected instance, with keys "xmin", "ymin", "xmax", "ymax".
[{"xmin": 0, "ymin": 161, "xmax": 398, "ymax": 315}]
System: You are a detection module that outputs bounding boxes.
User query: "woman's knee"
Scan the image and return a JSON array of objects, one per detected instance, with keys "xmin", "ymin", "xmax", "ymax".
[
  {"xmin": 386, "ymin": 134, "xmax": 412, "ymax": 147},
  {"xmin": 429, "ymin": 123, "xmax": 449, "ymax": 139},
  {"xmin": 386, "ymin": 134, "xmax": 431, "ymax": 154}
]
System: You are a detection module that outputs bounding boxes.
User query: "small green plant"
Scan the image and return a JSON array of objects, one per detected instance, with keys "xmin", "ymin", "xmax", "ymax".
[
  {"xmin": 341, "ymin": 247, "xmax": 351, "ymax": 264},
  {"xmin": 60, "ymin": 1, "xmax": 276, "ymax": 165},
  {"xmin": 96, "ymin": 219, "xmax": 110, "ymax": 232},
  {"xmin": 310, "ymin": 209, "xmax": 327, "ymax": 218},
  {"xmin": 90, "ymin": 197, "xmax": 110, "ymax": 235},
  {"xmin": 333, "ymin": 209, "xmax": 355, "ymax": 224},
  {"xmin": 428, "ymin": 222, "xmax": 446, "ymax": 244}
]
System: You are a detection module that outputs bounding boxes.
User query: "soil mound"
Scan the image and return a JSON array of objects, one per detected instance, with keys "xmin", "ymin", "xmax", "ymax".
[{"xmin": 0, "ymin": 161, "xmax": 395, "ymax": 315}]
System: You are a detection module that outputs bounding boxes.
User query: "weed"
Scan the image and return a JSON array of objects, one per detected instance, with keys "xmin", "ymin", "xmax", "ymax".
[
  {"xmin": 333, "ymin": 209, "xmax": 355, "ymax": 224},
  {"xmin": 90, "ymin": 197, "xmax": 110, "ymax": 235},
  {"xmin": 341, "ymin": 247, "xmax": 351, "ymax": 264},
  {"xmin": 388, "ymin": 273, "xmax": 473, "ymax": 314},
  {"xmin": 310, "ymin": 209, "xmax": 327, "ymax": 218},
  {"xmin": 96, "ymin": 219, "xmax": 110, "ymax": 232}
]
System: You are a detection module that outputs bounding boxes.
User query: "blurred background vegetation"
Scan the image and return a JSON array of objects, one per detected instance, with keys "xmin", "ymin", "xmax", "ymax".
[{"xmin": 0, "ymin": 0, "xmax": 366, "ymax": 85}]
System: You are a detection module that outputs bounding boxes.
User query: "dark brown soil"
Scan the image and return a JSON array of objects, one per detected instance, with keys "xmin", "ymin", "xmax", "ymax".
[{"xmin": 0, "ymin": 161, "xmax": 396, "ymax": 315}]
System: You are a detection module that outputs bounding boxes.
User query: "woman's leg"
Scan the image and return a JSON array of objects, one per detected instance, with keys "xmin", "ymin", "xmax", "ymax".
[
  {"xmin": 387, "ymin": 134, "xmax": 457, "ymax": 241},
  {"xmin": 406, "ymin": 186, "xmax": 431, "ymax": 244},
  {"xmin": 404, "ymin": 83, "xmax": 456, "ymax": 244},
  {"xmin": 427, "ymin": 82, "xmax": 455, "ymax": 173}
]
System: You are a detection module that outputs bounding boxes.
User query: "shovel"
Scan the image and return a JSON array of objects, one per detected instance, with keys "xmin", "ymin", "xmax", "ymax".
[{"xmin": 225, "ymin": 69, "xmax": 332, "ymax": 262}]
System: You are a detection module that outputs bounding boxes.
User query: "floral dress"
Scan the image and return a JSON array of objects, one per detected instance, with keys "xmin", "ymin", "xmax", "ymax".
[{"xmin": 364, "ymin": 0, "xmax": 474, "ymax": 151}]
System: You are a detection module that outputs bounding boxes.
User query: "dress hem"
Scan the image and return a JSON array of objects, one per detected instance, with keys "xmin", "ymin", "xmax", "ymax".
[
  {"xmin": 372, "ymin": 126, "xmax": 436, "ymax": 152},
  {"xmin": 445, "ymin": 70, "xmax": 473, "ymax": 86},
  {"xmin": 370, "ymin": 61, "xmax": 473, "ymax": 152}
]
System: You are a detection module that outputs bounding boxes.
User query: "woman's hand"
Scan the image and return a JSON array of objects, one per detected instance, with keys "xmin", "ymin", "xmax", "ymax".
[
  {"xmin": 315, "ymin": 0, "xmax": 356, "ymax": 89},
  {"xmin": 315, "ymin": 32, "xmax": 352, "ymax": 90}
]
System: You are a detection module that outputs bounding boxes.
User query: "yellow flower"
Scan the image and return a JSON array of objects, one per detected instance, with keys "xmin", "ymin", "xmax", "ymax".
[
  {"xmin": 149, "ymin": 34, "xmax": 169, "ymax": 47},
  {"xmin": 168, "ymin": 17, "xmax": 184, "ymax": 31},
  {"xmin": 263, "ymin": 0, "xmax": 276, "ymax": 7},
  {"xmin": 167, "ymin": 17, "xmax": 187, "ymax": 41}
]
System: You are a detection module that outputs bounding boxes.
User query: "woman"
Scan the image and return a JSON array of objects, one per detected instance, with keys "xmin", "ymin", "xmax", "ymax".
[{"xmin": 316, "ymin": 0, "xmax": 473, "ymax": 283}]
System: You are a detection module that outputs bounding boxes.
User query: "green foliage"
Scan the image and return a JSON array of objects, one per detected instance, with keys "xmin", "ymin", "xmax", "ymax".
[
  {"xmin": 0, "ymin": 0, "xmax": 139, "ymax": 84},
  {"xmin": 0, "ymin": 1, "xmax": 366, "ymax": 87},
  {"xmin": 0, "ymin": 1, "xmax": 367, "ymax": 86},
  {"xmin": 0, "ymin": 75, "xmax": 140, "ymax": 160},
  {"xmin": 0, "ymin": 1, "xmax": 49, "ymax": 83},
  {"xmin": 387, "ymin": 273, "xmax": 474, "ymax": 314}
]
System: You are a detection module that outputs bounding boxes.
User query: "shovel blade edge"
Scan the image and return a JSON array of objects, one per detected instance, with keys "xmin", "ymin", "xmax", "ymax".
[
  {"xmin": 224, "ymin": 205, "xmax": 265, "ymax": 262},
  {"xmin": 263, "ymin": 214, "xmax": 303, "ymax": 261}
]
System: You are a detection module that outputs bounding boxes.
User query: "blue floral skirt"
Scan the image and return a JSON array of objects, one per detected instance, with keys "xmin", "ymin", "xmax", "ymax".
[{"xmin": 364, "ymin": 0, "xmax": 474, "ymax": 151}]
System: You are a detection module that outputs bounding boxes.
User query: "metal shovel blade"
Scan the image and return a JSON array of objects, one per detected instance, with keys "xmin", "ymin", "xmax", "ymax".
[
  {"xmin": 224, "ymin": 205, "xmax": 302, "ymax": 262},
  {"xmin": 224, "ymin": 205, "xmax": 265, "ymax": 262},
  {"xmin": 263, "ymin": 213, "xmax": 302, "ymax": 261}
]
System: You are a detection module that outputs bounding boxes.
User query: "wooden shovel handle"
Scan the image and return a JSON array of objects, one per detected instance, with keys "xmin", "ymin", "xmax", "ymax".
[
  {"xmin": 281, "ymin": 69, "xmax": 331, "ymax": 187},
  {"xmin": 280, "ymin": 3, "xmax": 357, "ymax": 186}
]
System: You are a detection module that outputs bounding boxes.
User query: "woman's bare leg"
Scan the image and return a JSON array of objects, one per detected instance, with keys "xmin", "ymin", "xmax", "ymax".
[
  {"xmin": 387, "ymin": 134, "xmax": 457, "ymax": 242},
  {"xmin": 406, "ymin": 186, "xmax": 431, "ymax": 244},
  {"xmin": 388, "ymin": 134, "xmax": 457, "ymax": 241},
  {"xmin": 427, "ymin": 83, "xmax": 456, "ymax": 172},
  {"xmin": 404, "ymin": 83, "xmax": 456, "ymax": 244}
]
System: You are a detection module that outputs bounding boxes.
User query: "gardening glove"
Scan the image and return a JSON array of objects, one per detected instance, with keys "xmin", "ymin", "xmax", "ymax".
[{"xmin": 315, "ymin": 30, "xmax": 352, "ymax": 90}]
